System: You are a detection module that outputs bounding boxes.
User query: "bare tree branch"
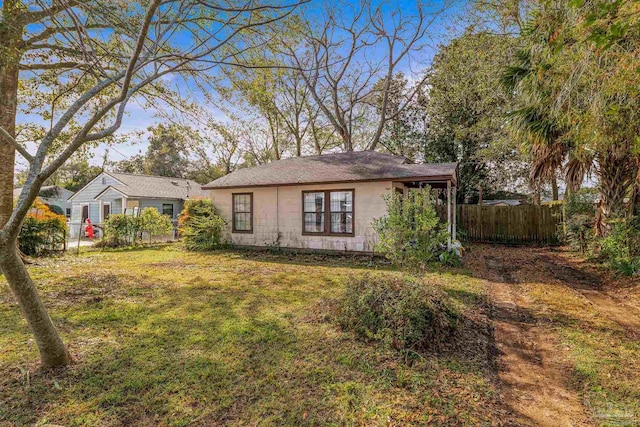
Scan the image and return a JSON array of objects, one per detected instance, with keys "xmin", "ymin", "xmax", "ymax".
[{"xmin": 0, "ymin": 126, "xmax": 34, "ymax": 163}]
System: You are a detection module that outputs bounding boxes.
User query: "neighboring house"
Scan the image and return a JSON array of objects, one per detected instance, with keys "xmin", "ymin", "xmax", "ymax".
[
  {"xmin": 68, "ymin": 172, "xmax": 206, "ymax": 237},
  {"xmin": 13, "ymin": 185, "xmax": 74, "ymax": 217},
  {"xmin": 203, "ymin": 151, "xmax": 458, "ymax": 252}
]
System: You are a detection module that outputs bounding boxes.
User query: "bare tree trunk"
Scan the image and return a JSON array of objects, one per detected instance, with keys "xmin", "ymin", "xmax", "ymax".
[
  {"xmin": 0, "ymin": 236, "xmax": 71, "ymax": 368},
  {"xmin": 533, "ymin": 183, "xmax": 541, "ymax": 205},
  {"xmin": 551, "ymin": 176, "xmax": 559, "ymax": 201},
  {"xmin": 0, "ymin": 0, "xmax": 20, "ymax": 227},
  {"xmin": 1, "ymin": 1, "xmax": 71, "ymax": 368}
]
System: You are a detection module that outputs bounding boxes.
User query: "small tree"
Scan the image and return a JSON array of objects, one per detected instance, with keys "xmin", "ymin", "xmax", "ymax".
[
  {"xmin": 373, "ymin": 188, "xmax": 449, "ymax": 270},
  {"xmin": 102, "ymin": 214, "xmax": 141, "ymax": 247},
  {"xmin": 140, "ymin": 208, "xmax": 173, "ymax": 243}
]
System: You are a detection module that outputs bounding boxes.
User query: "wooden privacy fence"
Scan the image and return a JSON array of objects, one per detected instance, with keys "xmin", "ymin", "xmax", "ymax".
[{"xmin": 436, "ymin": 204, "xmax": 563, "ymax": 244}]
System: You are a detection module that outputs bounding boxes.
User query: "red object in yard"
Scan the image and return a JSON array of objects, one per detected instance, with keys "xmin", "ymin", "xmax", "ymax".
[{"xmin": 85, "ymin": 218, "xmax": 95, "ymax": 239}]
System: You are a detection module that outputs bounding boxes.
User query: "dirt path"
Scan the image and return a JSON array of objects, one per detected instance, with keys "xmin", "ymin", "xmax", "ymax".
[{"xmin": 464, "ymin": 245, "xmax": 640, "ymax": 426}]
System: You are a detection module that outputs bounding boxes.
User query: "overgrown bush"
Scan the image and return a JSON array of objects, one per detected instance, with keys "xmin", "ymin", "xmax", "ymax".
[
  {"xmin": 139, "ymin": 207, "xmax": 173, "ymax": 242},
  {"xmin": 337, "ymin": 274, "xmax": 459, "ymax": 356},
  {"xmin": 101, "ymin": 207, "xmax": 174, "ymax": 247},
  {"xmin": 373, "ymin": 188, "xmax": 450, "ymax": 270},
  {"xmin": 18, "ymin": 198, "xmax": 67, "ymax": 256},
  {"xmin": 598, "ymin": 217, "xmax": 640, "ymax": 276},
  {"xmin": 179, "ymin": 199, "xmax": 226, "ymax": 250},
  {"xmin": 102, "ymin": 214, "xmax": 141, "ymax": 247}
]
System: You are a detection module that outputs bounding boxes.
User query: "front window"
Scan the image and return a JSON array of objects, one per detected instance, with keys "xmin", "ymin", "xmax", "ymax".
[
  {"xmin": 162, "ymin": 203, "xmax": 174, "ymax": 218},
  {"xmin": 232, "ymin": 193, "xmax": 253, "ymax": 233},
  {"xmin": 303, "ymin": 192, "xmax": 325, "ymax": 233},
  {"xmin": 330, "ymin": 191, "xmax": 353, "ymax": 233},
  {"xmin": 303, "ymin": 190, "xmax": 354, "ymax": 235}
]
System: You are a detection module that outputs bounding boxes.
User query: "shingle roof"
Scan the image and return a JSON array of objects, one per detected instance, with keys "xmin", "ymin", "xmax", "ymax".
[
  {"xmin": 203, "ymin": 152, "xmax": 457, "ymax": 189},
  {"xmin": 13, "ymin": 185, "xmax": 72, "ymax": 199},
  {"xmin": 97, "ymin": 172, "xmax": 207, "ymax": 200}
]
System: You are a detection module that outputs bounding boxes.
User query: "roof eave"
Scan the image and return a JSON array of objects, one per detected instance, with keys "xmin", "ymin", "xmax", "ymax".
[{"xmin": 203, "ymin": 174, "xmax": 457, "ymax": 190}]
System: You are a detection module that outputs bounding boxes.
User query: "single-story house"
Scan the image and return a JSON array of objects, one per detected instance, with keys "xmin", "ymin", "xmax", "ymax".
[
  {"xmin": 68, "ymin": 171, "xmax": 206, "ymax": 237},
  {"xmin": 203, "ymin": 151, "xmax": 458, "ymax": 252},
  {"xmin": 14, "ymin": 185, "xmax": 74, "ymax": 217}
]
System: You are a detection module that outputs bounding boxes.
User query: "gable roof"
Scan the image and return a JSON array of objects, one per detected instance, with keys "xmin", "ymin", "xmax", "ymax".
[
  {"xmin": 92, "ymin": 172, "xmax": 206, "ymax": 200},
  {"xmin": 13, "ymin": 185, "xmax": 74, "ymax": 200},
  {"xmin": 203, "ymin": 152, "xmax": 458, "ymax": 190}
]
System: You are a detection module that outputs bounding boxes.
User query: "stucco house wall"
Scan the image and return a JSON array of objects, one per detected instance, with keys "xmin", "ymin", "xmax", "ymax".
[{"xmin": 210, "ymin": 181, "xmax": 401, "ymax": 252}]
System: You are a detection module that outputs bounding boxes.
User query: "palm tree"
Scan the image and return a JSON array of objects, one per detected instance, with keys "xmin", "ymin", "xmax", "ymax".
[{"xmin": 502, "ymin": 2, "xmax": 638, "ymax": 230}]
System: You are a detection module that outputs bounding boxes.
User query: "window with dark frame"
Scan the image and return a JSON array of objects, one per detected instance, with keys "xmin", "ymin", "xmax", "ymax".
[
  {"xmin": 303, "ymin": 192, "xmax": 325, "ymax": 233},
  {"xmin": 232, "ymin": 193, "xmax": 253, "ymax": 233},
  {"xmin": 303, "ymin": 190, "xmax": 354, "ymax": 235},
  {"xmin": 330, "ymin": 191, "xmax": 353, "ymax": 233},
  {"xmin": 162, "ymin": 203, "xmax": 174, "ymax": 218}
]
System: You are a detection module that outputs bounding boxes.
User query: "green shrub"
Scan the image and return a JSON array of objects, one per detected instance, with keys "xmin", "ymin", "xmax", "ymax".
[
  {"xmin": 178, "ymin": 199, "xmax": 226, "ymax": 250},
  {"xmin": 102, "ymin": 208, "xmax": 175, "ymax": 247},
  {"xmin": 18, "ymin": 199, "xmax": 67, "ymax": 256},
  {"xmin": 337, "ymin": 274, "xmax": 459, "ymax": 356},
  {"xmin": 102, "ymin": 214, "xmax": 142, "ymax": 247},
  {"xmin": 373, "ymin": 188, "xmax": 450, "ymax": 270},
  {"xmin": 139, "ymin": 207, "xmax": 174, "ymax": 242},
  {"xmin": 598, "ymin": 218, "xmax": 640, "ymax": 276},
  {"xmin": 178, "ymin": 199, "xmax": 215, "ymax": 230}
]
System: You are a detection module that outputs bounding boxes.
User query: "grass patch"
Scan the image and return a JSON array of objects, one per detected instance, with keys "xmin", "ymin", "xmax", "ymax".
[{"xmin": 0, "ymin": 246, "xmax": 504, "ymax": 426}]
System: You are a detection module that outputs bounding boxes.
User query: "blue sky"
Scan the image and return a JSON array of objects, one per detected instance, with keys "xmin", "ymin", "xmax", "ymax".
[{"xmin": 15, "ymin": 0, "xmax": 467, "ymax": 171}]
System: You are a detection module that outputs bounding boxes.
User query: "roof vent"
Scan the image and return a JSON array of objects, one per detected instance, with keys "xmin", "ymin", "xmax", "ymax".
[{"xmin": 171, "ymin": 180, "xmax": 179, "ymax": 186}]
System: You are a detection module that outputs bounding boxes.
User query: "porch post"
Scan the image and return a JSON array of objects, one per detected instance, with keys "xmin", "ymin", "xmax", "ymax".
[
  {"xmin": 452, "ymin": 186, "xmax": 457, "ymax": 241},
  {"xmin": 447, "ymin": 180, "xmax": 452, "ymax": 250}
]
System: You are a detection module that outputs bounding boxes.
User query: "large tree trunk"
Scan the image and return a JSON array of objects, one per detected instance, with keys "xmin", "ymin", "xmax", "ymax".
[
  {"xmin": 1, "ymin": 1, "xmax": 71, "ymax": 368},
  {"xmin": 0, "ymin": 0, "xmax": 21, "ymax": 227},
  {"xmin": 0, "ymin": 236, "xmax": 71, "ymax": 368},
  {"xmin": 598, "ymin": 150, "xmax": 634, "ymax": 221}
]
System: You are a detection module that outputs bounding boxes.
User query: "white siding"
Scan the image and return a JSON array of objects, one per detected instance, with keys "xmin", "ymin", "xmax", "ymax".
[{"xmin": 210, "ymin": 181, "xmax": 393, "ymax": 252}]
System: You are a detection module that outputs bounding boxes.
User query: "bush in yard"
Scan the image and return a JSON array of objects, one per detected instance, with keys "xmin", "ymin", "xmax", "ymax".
[
  {"xmin": 18, "ymin": 198, "xmax": 67, "ymax": 256},
  {"xmin": 373, "ymin": 188, "xmax": 450, "ymax": 270},
  {"xmin": 178, "ymin": 199, "xmax": 226, "ymax": 250},
  {"xmin": 337, "ymin": 274, "xmax": 459, "ymax": 356},
  {"xmin": 178, "ymin": 198, "xmax": 214, "ymax": 229},
  {"xmin": 139, "ymin": 207, "xmax": 174, "ymax": 243},
  {"xmin": 102, "ymin": 214, "xmax": 142, "ymax": 247},
  {"xmin": 598, "ymin": 217, "xmax": 640, "ymax": 276}
]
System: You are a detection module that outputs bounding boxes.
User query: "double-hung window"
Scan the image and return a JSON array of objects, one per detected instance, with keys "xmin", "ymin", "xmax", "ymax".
[
  {"xmin": 232, "ymin": 193, "xmax": 253, "ymax": 233},
  {"xmin": 303, "ymin": 190, "xmax": 354, "ymax": 235},
  {"xmin": 303, "ymin": 192, "xmax": 325, "ymax": 233}
]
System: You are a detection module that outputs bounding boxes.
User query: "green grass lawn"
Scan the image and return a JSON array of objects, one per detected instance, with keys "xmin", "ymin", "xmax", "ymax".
[{"xmin": 0, "ymin": 246, "xmax": 504, "ymax": 426}]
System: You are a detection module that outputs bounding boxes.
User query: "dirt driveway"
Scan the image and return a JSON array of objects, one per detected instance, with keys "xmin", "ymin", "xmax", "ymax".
[{"xmin": 463, "ymin": 245, "xmax": 640, "ymax": 427}]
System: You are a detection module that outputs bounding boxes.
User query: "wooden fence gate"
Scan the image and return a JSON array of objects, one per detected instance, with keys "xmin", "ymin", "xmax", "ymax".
[{"xmin": 436, "ymin": 204, "xmax": 563, "ymax": 244}]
